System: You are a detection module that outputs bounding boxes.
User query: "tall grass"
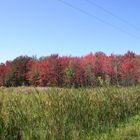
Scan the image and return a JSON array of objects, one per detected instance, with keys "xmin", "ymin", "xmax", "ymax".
[{"xmin": 0, "ymin": 86, "xmax": 140, "ymax": 139}]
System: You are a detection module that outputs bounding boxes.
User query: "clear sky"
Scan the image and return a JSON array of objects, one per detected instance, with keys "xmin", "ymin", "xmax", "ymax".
[{"xmin": 0, "ymin": 0, "xmax": 140, "ymax": 63}]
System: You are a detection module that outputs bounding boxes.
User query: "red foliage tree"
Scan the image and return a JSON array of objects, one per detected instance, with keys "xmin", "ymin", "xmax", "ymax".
[
  {"xmin": 65, "ymin": 57, "xmax": 86, "ymax": 87},
  {"xmin": 0, "ymin": 51, "xmax": 140, "ymax": 87},
  {"xmin": 0, "ymin": 61, "xmax": 12, "ymax": 86},
  {"xmin": 27, "ymin": 60, "xmax": 41, "ymax": 86},
  {"xmin": 39, "ymin": 55, "xmax": 64, "ymax": 87},
  {"xmin": 120, "ymin": 52, "xmax": 139, "ymax": 85}
]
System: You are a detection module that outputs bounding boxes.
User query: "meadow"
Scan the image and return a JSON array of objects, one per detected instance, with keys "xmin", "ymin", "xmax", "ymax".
[{"xmin": 0, "ymin": 86, "xmax": 140, "ymax": 140}]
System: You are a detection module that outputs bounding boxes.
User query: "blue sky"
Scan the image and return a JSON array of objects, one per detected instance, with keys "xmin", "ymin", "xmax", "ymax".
[{"xmin": 0, "ymin": 0, "xmax": 140, "ymax": 63}]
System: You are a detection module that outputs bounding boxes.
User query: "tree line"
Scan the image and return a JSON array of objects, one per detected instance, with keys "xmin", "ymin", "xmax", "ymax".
[{"xmin": 0, "ymin": 51, "xmax": 139, "ymax": 87}]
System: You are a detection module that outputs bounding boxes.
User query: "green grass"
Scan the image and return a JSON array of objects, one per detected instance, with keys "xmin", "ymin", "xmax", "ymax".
[
  {"xmin": 0, "ymin": 86, "xmax": 140, "ymax": 139},
  {"xmin": 93, "ymin": 112, "xmax": 140, "ymax": 140}
]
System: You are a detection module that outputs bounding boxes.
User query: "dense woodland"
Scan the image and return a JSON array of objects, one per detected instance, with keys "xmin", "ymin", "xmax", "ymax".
[{"xmin": 0, "ymin": 51, "xmax": 140, "ymax": 87}]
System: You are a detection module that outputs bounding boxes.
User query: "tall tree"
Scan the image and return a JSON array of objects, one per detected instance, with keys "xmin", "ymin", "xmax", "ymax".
[{"xmin": 4, "ymin": 56, "xmax": 32, "ymax": 87}]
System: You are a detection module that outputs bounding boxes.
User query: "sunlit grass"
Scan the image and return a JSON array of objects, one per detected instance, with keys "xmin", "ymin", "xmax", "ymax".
[{"xmin": 0, "ymin": 86, "xmax": 140, "ymax": 139}]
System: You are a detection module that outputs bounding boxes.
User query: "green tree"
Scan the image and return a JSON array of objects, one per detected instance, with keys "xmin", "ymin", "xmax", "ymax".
[{"xmin": 4, "ymin": 56, "xmax": 32, "ymax": 87}]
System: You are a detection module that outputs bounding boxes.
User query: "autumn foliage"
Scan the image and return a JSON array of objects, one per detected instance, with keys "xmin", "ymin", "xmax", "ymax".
[{"xmin": 0, "ymin": 51, "xmax": 139, "ymax": 87}]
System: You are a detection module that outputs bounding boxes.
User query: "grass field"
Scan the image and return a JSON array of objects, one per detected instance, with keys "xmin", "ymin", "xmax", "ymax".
[
  {"xmin": 0, "ymin": 86, "xmax": 140, "ymax": 140},
  {"xmin": 95, "ymin": 112, "xmax": 140, "ymax": 140}
]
